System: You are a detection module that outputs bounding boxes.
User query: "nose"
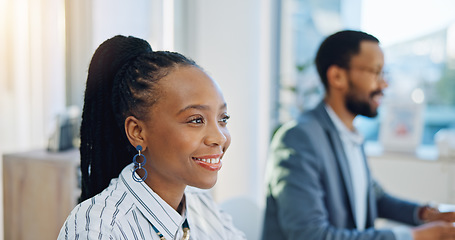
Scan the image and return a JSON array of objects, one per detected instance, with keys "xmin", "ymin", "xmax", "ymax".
[
  {"xmin": 378, "ymin": 71, "xmax": 389, "ymax": 89},
  {"xmin": 204, "ymin": 122, "xmax": 228, "ymax": 147},
  {"xmin": 379, "ymin": 76, "xmax": 388, "ymax": 89}
]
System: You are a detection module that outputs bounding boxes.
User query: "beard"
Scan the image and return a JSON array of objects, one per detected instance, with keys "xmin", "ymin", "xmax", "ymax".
[{"xmin": 345, "ymin": 79, "xmax": 382, "ymax": 118}]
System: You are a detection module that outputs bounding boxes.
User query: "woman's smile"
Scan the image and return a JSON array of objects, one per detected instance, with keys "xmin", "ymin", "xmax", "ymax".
[{"xmin": 192, "ymin": 153, "xmax": 223, "ymax": 171}]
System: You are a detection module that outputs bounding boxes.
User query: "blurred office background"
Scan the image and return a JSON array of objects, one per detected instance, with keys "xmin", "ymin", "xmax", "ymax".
[{"xmin": 1, "ymin": 0, "xmax": 455, "ymax": 239}]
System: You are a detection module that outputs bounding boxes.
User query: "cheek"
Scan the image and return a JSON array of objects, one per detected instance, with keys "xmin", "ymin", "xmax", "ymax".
[
  {"xmin": 353, "ymin": 81, "xmax": 375, "ymax": 95},
  {"xmin": 366, "ymin": 79, "xmax": 381, "ymax": 90},
  {"xmin": 178, "ymin": 134, "xmax": 200, "ymax": 150},
  {"xmin": 164, "ymin": 131, "xmax": 197, "ymax": 151},
  {"xmin": 149, "ymin": 127, "xmax": 190, "ymax": 153}
]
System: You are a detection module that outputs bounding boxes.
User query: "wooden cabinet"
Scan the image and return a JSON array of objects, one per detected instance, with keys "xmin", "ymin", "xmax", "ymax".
[{"xmin": 2, "ymin": 149, "xmax": 80, "ymax": 240}]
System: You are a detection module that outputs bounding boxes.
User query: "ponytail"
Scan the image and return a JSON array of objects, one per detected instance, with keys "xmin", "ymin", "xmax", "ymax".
[{"xmin": 80, "ymin": 35, "xmax": 197, "ymax": 202}]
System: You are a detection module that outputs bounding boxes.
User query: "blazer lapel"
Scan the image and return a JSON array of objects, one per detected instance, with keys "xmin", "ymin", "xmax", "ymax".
[
  {"xmin": 361, "ymin": 144, "xmax": 376, "ymax": 228},
  {"xmin": 314, "ymin": 102, "xmax": 357, "ymax": 227}
]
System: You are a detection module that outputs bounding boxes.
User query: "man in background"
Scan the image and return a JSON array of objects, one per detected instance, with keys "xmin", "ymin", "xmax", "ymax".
[{"xmin": 262, "ymin": 30, "xmax": 455, "ymax": 240}]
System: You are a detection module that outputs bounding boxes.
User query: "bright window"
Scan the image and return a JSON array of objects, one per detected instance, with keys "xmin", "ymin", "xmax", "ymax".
[{"xmin": 277, "ymin": 0, "xmax": 455, "ymax": 146}]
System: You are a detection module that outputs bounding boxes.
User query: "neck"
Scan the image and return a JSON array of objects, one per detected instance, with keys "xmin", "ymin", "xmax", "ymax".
[
  {"xmin": 324, "ymin": 96, "xmax": 356, "ymax": 131},
  {"xmin": 145, "ymin": 177, "xmax": 186, "ymax": 214}
]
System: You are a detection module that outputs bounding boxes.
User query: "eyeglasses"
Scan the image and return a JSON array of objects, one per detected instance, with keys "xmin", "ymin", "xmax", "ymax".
[{"xmin": 346, "ymin": 65, "xmax": 388, "ymax": 82}]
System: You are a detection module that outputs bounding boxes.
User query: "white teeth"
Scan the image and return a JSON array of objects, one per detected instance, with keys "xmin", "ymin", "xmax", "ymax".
[
  {"xmin": 373, "ymin": 95, "xmax": 382, "ymax": 104},
  {"xmin": 194, "ymin": 157, "xmax": 220, "ymax": 164}
]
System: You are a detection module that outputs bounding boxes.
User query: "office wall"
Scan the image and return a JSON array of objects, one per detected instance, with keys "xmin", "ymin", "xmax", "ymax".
[
  {"xmin": 0, "ymin": 0, "xmax": 66, "ymax": 153},
  {"xmin": 1, "ymin": 1, "xmax": 67, "ymax": 238},
  {"xmin": 65, "ymin": 0, "xmax": 162, "ymax": 108},
  {"xmin": 176, "ymin": 0, "xmax": 276, "ymax": 205}
]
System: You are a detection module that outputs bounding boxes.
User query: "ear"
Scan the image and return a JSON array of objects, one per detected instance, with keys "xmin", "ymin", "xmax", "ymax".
[
  {"xmin": 327, "ymin": 65, "xmax": 347, "ymax": 91},
  {"xmin": 125, "ymin": 116, "xmax": 147, "ymax": 151}
]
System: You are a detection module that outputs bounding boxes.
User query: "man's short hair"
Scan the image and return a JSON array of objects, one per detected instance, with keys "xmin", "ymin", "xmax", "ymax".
[{"xmin": 315, "ymin": 30, "xmax": 379, "ymax": 91}]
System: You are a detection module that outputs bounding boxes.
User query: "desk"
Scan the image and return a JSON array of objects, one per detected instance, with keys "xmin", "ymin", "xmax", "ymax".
[
  {"xmin": 367, "ymin": 145, "xmax": 455, "ymax": 205},
  {"xmin": 2, "ymin": 149, "xmax": 80, "ymax": 240}
]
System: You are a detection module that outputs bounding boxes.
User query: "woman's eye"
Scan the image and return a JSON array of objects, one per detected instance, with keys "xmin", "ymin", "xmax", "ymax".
[
  {"xmin": 219, "ymin": 114, "xmax": 230, "ymax": 123},
  {"xmin": 188, "ymin": 117, "xmax": 204, "ymax": 124}
]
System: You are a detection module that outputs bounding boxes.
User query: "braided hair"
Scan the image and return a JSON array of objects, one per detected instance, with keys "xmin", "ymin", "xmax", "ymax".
[{"xmin": 80, "ymin": 35, "xmax": 198, "ymax": 202}]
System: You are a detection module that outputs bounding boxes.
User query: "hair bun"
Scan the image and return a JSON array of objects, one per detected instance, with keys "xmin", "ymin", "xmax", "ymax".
[
  {"xmin": 93, "ymin": 35, "xmax": 152, "ymax": 78},
  {"xmin": 85, "ymin": 35, "xmax": 152, "ymax": 99}
]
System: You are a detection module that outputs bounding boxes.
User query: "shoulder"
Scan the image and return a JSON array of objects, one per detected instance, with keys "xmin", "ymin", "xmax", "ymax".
[
  {"xmin": 275, "ymin": 106, "xmax": 326, "ymax": 139},
  {"xmin": 185, "ymin": 187, "xmax": 217, "ymax": 209},
  {"xmin": 184, "ymin": 187, "xmax": 228, "ymax": 223},
  {"xmin": 296, "ymin": 106, "xmax": 327, "ymax": 134},
  {"xmin": 58, "ymin": 178, "xmax": 135, "ymax": 239},
  {"xmin": 267, "ymin": 107, "xmax": 329, "ymax": 175},
  {"xmin": 272, "ymin": 112, "xmax": 325, "ymax": 152},
  {"xmin": 184, "ymin": 187, "xmax": 247, "ymax": 239}
]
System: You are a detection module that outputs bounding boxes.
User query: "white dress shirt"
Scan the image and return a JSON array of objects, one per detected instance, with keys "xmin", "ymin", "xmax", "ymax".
[
  {"xmin": 326, "ymin": 106, "xmax": 368, "ymax": 231},
  {"xmin": 325, "ymin": 105, "xmax": 414, "ymax": 240},
  {"xmin": 58, "ymin": 163, "xmax": 246, "ymax": 240}
]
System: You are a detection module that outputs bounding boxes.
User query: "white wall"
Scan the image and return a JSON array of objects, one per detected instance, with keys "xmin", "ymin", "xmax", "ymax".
[
  {"xmin": 66, "ymin": 0, "xmax": 163, "ymax": 108},
  {"xmin": 178, "ymin": 0, "xmax": 275, "ymax": 206},
  {"xmin": 91, "ymin": 0, "xmax": 155, "ymax": 51},
  {"xmin": 0, "ymin": 0, "xmax": 66, "ymax": 153},
  {"xmin": 1, "ymin": 1, "xmax": 67, "ymax": 238}
]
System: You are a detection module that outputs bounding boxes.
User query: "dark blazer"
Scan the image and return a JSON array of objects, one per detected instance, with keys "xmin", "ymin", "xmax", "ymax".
[{"xmin": 262, "ymin": 101, "xmax": 420, "ymax": 240}]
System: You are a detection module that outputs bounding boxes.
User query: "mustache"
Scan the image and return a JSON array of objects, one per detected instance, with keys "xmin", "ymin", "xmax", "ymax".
[{"xmin": 370, "ymin": 90, "xmax": 383, "ymax": 98}]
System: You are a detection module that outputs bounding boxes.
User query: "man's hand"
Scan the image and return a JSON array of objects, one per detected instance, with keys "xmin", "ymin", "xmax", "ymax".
[
  {"xmin": 420, "ymin": 206, "xmax": 455, "ymax": 223},
  {"xmin": 412, "ymin": 221, "xmax": 455, "ymax": 240}
]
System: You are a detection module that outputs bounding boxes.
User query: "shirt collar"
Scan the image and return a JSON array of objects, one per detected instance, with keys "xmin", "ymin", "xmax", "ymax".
[
  {"xmin": 120, "ymin": 163, "xmax": 187, "ymax": 239},
  {"xmin": 325, "ymin": 104, "xmax": 364, "ymax": 145}
]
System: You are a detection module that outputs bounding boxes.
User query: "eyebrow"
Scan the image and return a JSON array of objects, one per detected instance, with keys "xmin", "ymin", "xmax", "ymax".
[{"xmin": 177, "ymin": 103, "xmax": 227, "ymax": 115}]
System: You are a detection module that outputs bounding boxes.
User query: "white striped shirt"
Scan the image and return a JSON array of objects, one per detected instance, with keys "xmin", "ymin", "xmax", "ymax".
[{"xmin": 58, "ymin": 163, "xmax": 246, "ymax": 240}]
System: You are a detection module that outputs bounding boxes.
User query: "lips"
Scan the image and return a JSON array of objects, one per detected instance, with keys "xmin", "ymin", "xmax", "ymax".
[
  {"xmin": 372, "ymin": 94, "xmax": 382, "ymax": 105},
  {"xmin": 371, "ymin": 91, "xmax": 384, "ymax": 106},
  {"xmin": 192, "ymin": 155, "xmax": 223, "ymax": 171}
]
